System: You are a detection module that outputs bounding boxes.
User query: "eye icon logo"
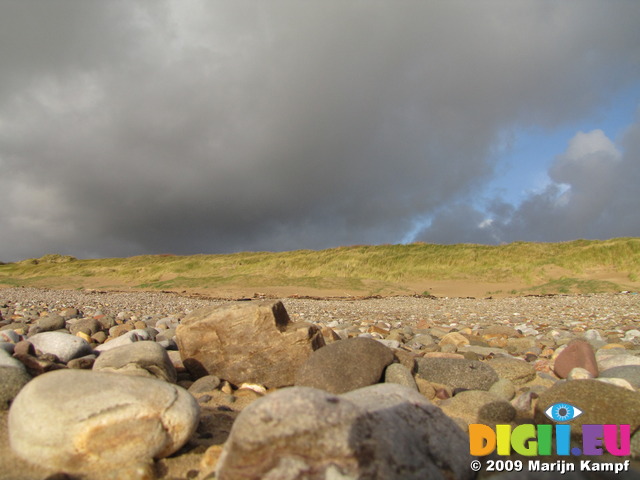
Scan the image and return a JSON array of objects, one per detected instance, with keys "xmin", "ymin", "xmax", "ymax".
[{"xmin": 544, "ymin": 402, "xmax": 583, "ymax": 422}]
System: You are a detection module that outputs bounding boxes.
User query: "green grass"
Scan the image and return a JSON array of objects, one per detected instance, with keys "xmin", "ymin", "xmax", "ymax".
[{"xmin": 1, "ymin": 238, "xmax": 639, "ymax": 296}]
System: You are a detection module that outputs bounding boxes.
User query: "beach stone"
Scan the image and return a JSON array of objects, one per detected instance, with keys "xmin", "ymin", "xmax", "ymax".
[
  {"xmin": 188, "ymin": 375, "xmax": 221, "ymax": 394},
  {"xmin": 109, "ymin": 323, "xmax": 134, "ymax": 338},
  {"xmin": 505, "ymin": 336, "xmax": 537, "ymax": 354},
  {"xmin": 567, "ymin": 367, "xmax": 595, "ymax": 380},
  {"xmin": 95, "ymin": 314, "xmax": 116, "ymax": 330},
  {"xmin": 583, "ymin": 328, "xmax": 606, "ymax": 346},
  {"xmin": 458, "ymin": 345, "xmax": 509, "ymax": 357},
  {"xmin": 406, "ymin": 333, "xmax": 436, "ymax": 349},
  {"xmin": 67, "ymin": 355, "xmax": 96, "ymax": 370},
  {"xmin": 295, "ymin": 337, "xmax": 394, "ymax": 394},
  {"xmin": 439, "ymin": 332, "xmax": 469, "ymax": 348},
  {"xmin": 91, "ymin": 331, "xmax": 108, "ymax": 344},
  {"xmin": 376, "ymin": 338, "xmax": 401, "ymax": 349},
  {"xmin": 94, "ymin": 329, "xmax": 152, "ymax": 352},
  {"xmin": 8, "ymin": 369, "xmax": 199, "ymax": 473},
  {"xmin": 93, "ymin": 341, "xmax": 177, "ymax": 383},
  {"xmin": 177, "ymin": 301, "xmax": 324, "ymax": 387},
  {"xmin": 415, "ymin": 377, "xmax": 437, "ymax": 399},
  {"xmin": 487, "ymin": 356, "xmax": 536, "ymax": 385},
  {"xmin": 596, "ymin": 347, "xmax": 627, "ymax": 358},
  {"xmin": 489, "ymin": 378, "xmax": 516, "ymax": 400},
  {"xmin": 35, "ymin": 314, "xmax": 66, "ymax": 332},
  {"xmin": 59, "ymin": 307, "xmax": 80, "ymax": 319},
  {"xmin": 0, "ymin": 329, "xmax": 22, "ymax": 343},
  {"xmin": 28, "ymin": 331, "xmax": 93, "ymax": 363},
  {"xmin": 0, "ymin": 350, "xmax": 32, "ymax": 409},
  {"xmin": 482, "ymin": 325, "xmax": 520, "ymax": 338},
  {"xmin": 0, "ymin": 365, "xmax": 31, "ymax": 409},
  {"xmin": 0, "ymin": 349, "xmax": 23, "ymax": 371},
  {"xmin": 384, "ymin": 362, "xmax": 418, "ymax": 390},
  {"xmin": 215, "ymin": 383, "xmax": 473, "ymax": 480},
  {"xmin": 440, "ymin": 390, "xmax": 516, "ymax": 425},
  {"xmin": 167, "ymin": 350, "xmax": 186, "ymax": 373},
  {"xmin": 598, "ymin": 354, "xmax": 640, "ymax": 370},
  {"xmin": 415, "ymin": 357, "xmax": 498, "ymax": 391},
  {"xmin": 392, "ymin": 349, "xmax": 418, "ymax": 372},
  {"xmin": 155, "ymin": 329, "xmax": 176, "ymax": 343},
  {"xmin": 512, "ymin": 391, "xmax": 538, "ymax": 416},
  {"xmin": 156, "ymin": 316, "xmax": 180, "ymax": 330},
  {"xmin": 600, "ymin": 365, "xmax": 640, "ymax": 388},
  {"xmin": 67, "ymin": 317, "xmax": 103, "ymax": 336},
  {"xmin": 0, "ymin": 341, "xmax": 14, "ymax": 354},
  {"xmin": 553, "ymin": 339, "xmax": 598, "ymax": 378},
  {"xmin": 622, "ymin": 330, "xmax": 640, "ymax": 343},
  {"xmin": 535, "ymin": 379, "xmax": 640, "ymax": 437},
  {"xmin": 596, "ymin": 377, "xmax": 635, "ymax": 391}
]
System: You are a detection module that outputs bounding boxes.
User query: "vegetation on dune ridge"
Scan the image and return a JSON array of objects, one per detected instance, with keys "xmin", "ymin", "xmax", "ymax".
[{"xmin": 1, "ymin": 238, "xmax": 639, "ymax": 296}]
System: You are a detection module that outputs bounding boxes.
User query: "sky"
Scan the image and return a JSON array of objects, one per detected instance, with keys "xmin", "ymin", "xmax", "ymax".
[{"xmin": 1, "ymin": 1, "xmax": 640, "ymax": 261}]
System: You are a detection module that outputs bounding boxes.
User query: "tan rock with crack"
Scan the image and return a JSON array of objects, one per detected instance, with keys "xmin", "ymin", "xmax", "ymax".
[
  {"xmin": 8, "ymin": 369, "xmax": 199, "ymax": 476},
  {"xmin": 176, "ymin": 300, "xmax": 325, "ymax": 387}
]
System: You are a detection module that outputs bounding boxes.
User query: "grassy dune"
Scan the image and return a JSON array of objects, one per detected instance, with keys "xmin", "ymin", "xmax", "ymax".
[{"xmin": 1, "ymin": 238, "xmax": 639, "ymax": 297}]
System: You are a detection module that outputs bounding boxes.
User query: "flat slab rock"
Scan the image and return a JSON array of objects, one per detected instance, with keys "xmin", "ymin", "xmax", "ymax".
[
  {"xmin": 176, "ymin": 300, "xmax": 324, "ymax": 387},
  {"xmin": 8, "ymin": 369, "xmax": 199, "ymax": 475}
]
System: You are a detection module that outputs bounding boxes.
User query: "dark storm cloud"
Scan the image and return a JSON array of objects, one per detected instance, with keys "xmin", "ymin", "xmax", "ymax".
[{"xmin": 1, "ymin": 1, "xmax": 640, "ymax": 260}]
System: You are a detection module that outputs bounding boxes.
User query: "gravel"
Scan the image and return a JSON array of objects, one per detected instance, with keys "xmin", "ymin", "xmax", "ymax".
[{"xmin": 1, "ymin": 287, "xmax": 638, "ymax": 333}]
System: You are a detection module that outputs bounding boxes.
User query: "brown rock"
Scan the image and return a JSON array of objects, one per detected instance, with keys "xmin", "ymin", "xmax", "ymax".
[
  {"xmin": 67, "ymin": 318, "xmax": 103, "ymax": 336},
  {"xmin": 109, "ymin": 324, "xmax": 134, "ymax": 338},
  {"xmin": 295, "ymin": 337, "xmax": 394, "ymax": 394},
  {"xmin": 13, "ymin": 353, "xmax": 65, "ymax": 377},
  {"xmin": 486, "ymin": 356, "xmax": 537, "ymax": 385},
  {"xmin": 13, "ymin": 340, "xmax": 35, "ymax": 357},
  {"xmin": 176, "ymin": 301, "xmax": 324, "ymax": 388},
  {"xmin": 481, "ymin": 325, "xmax": 520, "ymax": 339},
  {"xmin": 393, "ymin": 349, "xmax": 418, "ymax": 372},
  {"xmin": 415, "ymin": 377, "xmax": 436, "ymax": 399},
  {"xmin": 321, "ymin": 327, "xmax": 342, "ymax": 343},
  {"xmin": 553, "ymin": 339, "xmax": 598, "ymax": 379},
  {"xmin": 439, "ymin": 332, "xmax": 470, "ymax": 348}
]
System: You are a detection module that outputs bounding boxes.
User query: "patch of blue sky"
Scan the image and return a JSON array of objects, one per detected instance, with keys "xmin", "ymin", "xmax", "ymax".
[
  {"xmin": 483, "ymin": 82, "xmax": 640, "ymax": 209},
  {"xmin": 401, "ymin": 83, "xmax": 640, "ymax": 245}
]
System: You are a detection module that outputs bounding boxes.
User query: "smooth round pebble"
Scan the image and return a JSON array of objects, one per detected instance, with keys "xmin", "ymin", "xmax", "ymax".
[
  {"xmin": 93, "ymin": 341, "xmax": 177, "ymax": 383},
  {"xmin": 28, "ymin": 331, "xmax": 93, "ymax": 363}
]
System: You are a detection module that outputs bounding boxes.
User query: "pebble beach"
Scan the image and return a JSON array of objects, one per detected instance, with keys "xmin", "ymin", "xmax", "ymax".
[{"xmin": 1, "ymin": 287, "xmax": 640, "ymax": 479}]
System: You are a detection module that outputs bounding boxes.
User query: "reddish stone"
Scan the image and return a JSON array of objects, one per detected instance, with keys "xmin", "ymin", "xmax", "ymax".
[
  {"xmin": 553, "ymin": 339, "xmax": 599, "ymax": 379},
  {"xmin": 13, "ymin": 340, "xmax": 35, "ymax": 357}
]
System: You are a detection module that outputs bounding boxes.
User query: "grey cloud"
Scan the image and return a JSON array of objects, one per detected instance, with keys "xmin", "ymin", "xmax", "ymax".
[
  {"xmin": 417, "ymin": 123, "xmax": 640, "ymax": 244},
  {"xmin": 1, "ymin": 1, "xmax": 640, "ymax": 260}
]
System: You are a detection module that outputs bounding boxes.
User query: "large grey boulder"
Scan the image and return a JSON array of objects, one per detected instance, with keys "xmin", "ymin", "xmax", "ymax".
[
  {"xmin": 215, "ymin": 383, "xmax": 474, "ymax": 480},
  {"xmin": 176, "ymin": 301, "xmax": 324, "ymax": 387},
  {"xmin": 8, "ymin": 369, "xmax": 199, "ymax": 474}
]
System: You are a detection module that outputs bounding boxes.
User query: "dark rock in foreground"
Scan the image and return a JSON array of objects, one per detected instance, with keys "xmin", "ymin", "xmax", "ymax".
[{"xmin": 215, "ymin": 383, "xmax": 474, "ymax": 480}]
